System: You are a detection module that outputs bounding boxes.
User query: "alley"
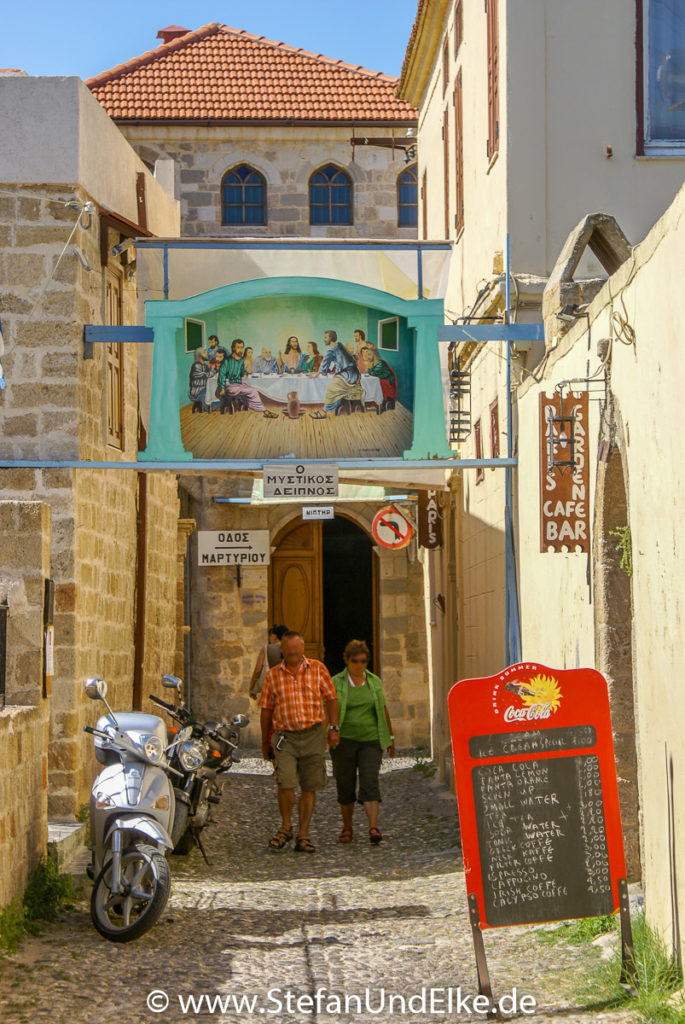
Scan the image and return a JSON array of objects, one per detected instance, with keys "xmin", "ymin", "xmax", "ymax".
[{"xmin": 0, "ymin": 759, "xmax": 636, "ymax": 1024}]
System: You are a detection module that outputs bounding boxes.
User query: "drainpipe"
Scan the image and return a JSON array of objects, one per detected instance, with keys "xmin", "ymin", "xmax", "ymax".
[
  {"xmin": 132, "ymin": 472, "xmax": 148, "ymax": 710},
  {"xmin": 505, "ymin": 235, "xmax": 522, "ymax": 665}
]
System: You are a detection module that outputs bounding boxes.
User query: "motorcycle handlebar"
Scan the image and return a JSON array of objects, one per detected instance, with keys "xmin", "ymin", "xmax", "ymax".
[{"xmin": 149, "ymin": 694, "xmax": 182, "ymax": 716}]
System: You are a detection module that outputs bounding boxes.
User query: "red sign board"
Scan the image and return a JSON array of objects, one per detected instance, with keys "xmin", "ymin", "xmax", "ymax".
[
  {"xmin": 448, "ymin": 663, "xmax": 627, "ymax": 929},
  {"xmin": 371, "ymin": 506, "xmax": 413, "ymax": 549}
]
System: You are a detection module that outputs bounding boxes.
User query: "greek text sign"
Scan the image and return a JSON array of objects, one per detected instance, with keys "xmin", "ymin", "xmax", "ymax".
[
  {"xmin": 539, "ymin": 392, "xmax": 589, "ymax": 552},
  {"xmin": 263, "ymin": 464, "xmax": 338, "ymax": 498},
  {"xmin": 302, "ymin": 506, "xmax": 335, "ymax": 520},
  {"xmin": 198, "ymin": 530, "xmax": 270, "ymax": 566},
  {"xmin": 447, "ymin": 663, "xmax": 627, "ymax": 929}
]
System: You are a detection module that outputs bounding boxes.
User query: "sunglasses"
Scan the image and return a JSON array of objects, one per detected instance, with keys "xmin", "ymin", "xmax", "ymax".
[{"xmin": 349, "ymin": 656, "xmax": 368, "ymax": 663}]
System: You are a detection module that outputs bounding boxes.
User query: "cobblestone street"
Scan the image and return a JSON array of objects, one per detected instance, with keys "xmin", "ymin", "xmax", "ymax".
[{"xmin": 0, "ymin": 758, "xmax": 637, "ymax": 1024}]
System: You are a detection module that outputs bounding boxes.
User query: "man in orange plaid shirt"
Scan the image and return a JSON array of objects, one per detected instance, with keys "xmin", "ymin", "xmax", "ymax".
[{"xmin": 259, "ymin": 630, "xmax": 339, "ymax": 852}]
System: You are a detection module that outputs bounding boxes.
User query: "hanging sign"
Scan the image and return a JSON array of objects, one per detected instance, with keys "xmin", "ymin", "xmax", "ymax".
[
  {"xmin": 539, "ymin": 391, "xmax": 589, "ymax": 552},
  {"xmin": 418, "ymin": 489, "xmax": 443, "ymax": 548},
  {"xmin": 263, "ymin": 464, "xmax": 338, "ymax": 498},
  {"xmin": 302, "ymin": 506, "xmax": 335, "ymax": 520},
  {"xmin": 198, "ymin": 530, "xmax": 270, "ymax": 566},
  {"xmin": 371, "ymin": 506, "xmax": 414, "ymax": 549},
  {"xmin": 447, "ymin": 662, "xmax": 627, "ymax": 930}
]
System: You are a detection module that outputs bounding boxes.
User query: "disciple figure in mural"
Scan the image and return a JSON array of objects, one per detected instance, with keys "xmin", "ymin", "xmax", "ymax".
[
  {"xmin": 278, "ymin": 336, "xmax": 306, "ymax": 374},
  {"xmin": 354, "ymin": 329, "xmax": 370, "ymax": 373},
  {"xmin": 301, "ymin": 341, "xmax": 322, "ymax": 374},
  {"xmin": 316, "ymin": 329, "xmax": 363, "ymax": 414},
  {"xmin": 243, "ymin": 346, "xmax": 254, "ymax": 374},
  {"xmin": 188, "ymin": 348, "xmax": 214, "ymax": 413},
  {"xmin": 217, "ymin": 339, "xmax": 266, "ymax": 413},
  {"xmin": 362, "ymin": 344, "xmax": 397, "ymax": 409},
  {"xmin": 253, "ymin": 346, "xmax": 280, "ymax": 374},
  {"xmin": 207, "ymin": 334, "xmax": 219, "ymax": 370}
]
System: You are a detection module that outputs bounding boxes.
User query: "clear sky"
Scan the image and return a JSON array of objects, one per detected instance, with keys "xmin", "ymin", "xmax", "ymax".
[{"xmin": 1, "ymin": 0, "xmax": 419, "ymax": 81}]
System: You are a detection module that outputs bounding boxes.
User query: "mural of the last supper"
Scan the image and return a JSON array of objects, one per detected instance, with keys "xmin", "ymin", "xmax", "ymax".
[{"xmin": 179, "ymin": 294, "xmax": 413, "ymax": 460}]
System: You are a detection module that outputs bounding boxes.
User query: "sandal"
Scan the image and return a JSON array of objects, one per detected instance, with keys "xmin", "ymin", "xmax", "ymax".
[
  {"xmin": 309, "ymin": 410, "xmax": 327, "ymax": 420},
  {"xmin": 268, "ymin": 827, "xmax": 293, "ymax": 850},
  {"xmin": 369, "ymin": 827, "xmax": 383, "ymax": 845},
  {"xmin": 263, "ymin": 410, "xmax": 278, "ymax": 419},
  {"xmin": 295, "ymin": 836, "xmax": 316, "ymax": 853},
  {"xmin": 338, "ymin": 826, "xmax": 354, "ymax": 844}
]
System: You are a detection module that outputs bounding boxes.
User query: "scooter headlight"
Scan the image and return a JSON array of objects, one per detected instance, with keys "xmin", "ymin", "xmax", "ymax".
[
  {"xmin": 178, "ymin": 740, "xmax": 207, "ymax": 771},
  {"xmin": 142, "ymin": 734, "xmax": 164, "ymax": 763}
]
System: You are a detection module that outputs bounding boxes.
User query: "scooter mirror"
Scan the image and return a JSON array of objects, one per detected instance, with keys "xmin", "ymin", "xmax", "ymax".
[
  {"xmin": 85, "ymin": 677, "xmax": 107, "ymax": 700},
  {"xmin": 231, "ymin": 714, "xmax": 249, "ymax": 728},
  {"xmin": 162, "ymin": 675, "xmax": 183, "ymax": 691}
]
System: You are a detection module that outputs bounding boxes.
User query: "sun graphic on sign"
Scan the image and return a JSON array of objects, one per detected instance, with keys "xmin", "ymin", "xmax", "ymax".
[{"xmin": 519, "ymin": 674, "xmax": 562, "ymax": 711}]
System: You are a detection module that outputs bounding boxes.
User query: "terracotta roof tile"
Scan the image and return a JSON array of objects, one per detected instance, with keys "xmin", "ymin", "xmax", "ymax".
[{"xmin": 86, "ymin": 23, "xmax": 417, "ymax": 123}]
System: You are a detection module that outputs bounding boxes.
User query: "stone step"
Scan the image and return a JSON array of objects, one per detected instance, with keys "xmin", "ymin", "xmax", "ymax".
[{"xmin": 47, "ymin": 821, "xmax": 87, "ymax": 871}]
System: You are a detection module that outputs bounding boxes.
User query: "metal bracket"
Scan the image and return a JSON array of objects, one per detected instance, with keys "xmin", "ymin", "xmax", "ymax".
[
  {"xmin": 468, "ymin": 894, "xmax": 499, "ymax": 1018},
  {"xmin": 83, "ymin": 325, "xmax": 154, "ymax": 359}
]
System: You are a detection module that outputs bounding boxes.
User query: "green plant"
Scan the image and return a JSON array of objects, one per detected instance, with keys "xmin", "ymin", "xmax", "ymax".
[
  {"xmin": 0, "ymin": 899, "xmax": 28, "ymax": 955},
  {"xmin": 610, "ymin": 525, "xmax": 633, "ymax": 576},
  {"xmin": 412, "ymin": 746, "xmax": 438, "ymax": 777},
  {"xmin": 23, "ymin": 854, "xmax": 75, "ymax": 922}
]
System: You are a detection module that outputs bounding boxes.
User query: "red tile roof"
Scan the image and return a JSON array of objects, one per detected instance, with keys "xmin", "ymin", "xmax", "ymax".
[{"xmin": 86, "ymin": 23, "xmax": 417, "ymax": 123}]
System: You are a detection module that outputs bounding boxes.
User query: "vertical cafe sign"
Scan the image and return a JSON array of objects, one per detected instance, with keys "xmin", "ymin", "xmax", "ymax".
[{"xmin": 539, "ymin": 391, "xmax": 589, "ymax": 553}]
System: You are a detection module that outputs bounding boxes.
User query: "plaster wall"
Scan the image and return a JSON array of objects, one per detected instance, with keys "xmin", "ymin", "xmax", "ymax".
[
  {"xmin": 0, "ymin": 77, "xmax": 179, "ymax": 236},
  {"xmin": 516, "ymin": 180, "xmax": 685, "ymax": 953},
  {"xmin": 120, "ymin": 124, "xmax": 417, "ymax": 239}
]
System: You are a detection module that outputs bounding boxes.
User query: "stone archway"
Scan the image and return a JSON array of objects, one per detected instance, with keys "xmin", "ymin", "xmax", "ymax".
[{"xmin": 594, "ymin": 444, "xmax": 641, "ymax": 880}]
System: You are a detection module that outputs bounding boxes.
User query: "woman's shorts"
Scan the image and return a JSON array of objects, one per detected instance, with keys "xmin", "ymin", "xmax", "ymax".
[{"xmin": 330, "ymin": 738, "xmax": 382, "ymax": 804}]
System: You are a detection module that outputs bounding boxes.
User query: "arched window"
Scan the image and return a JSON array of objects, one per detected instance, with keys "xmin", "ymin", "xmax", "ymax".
[
  {"xmin": 221, "ymin": 165, "xmax": 266, "ymax": 225},
  {"xmin": 397, "ymin": 165, "xmax": 418, "ymax": 227},
  {"xmin": 309, "ymin": 164, "xmax": 352, "ymax": 225}
]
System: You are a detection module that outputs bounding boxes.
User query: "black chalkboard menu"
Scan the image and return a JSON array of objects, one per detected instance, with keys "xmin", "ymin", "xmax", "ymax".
[{"xmin": 473, "ymin": 753, "xmax": 613, "ymax": 925}]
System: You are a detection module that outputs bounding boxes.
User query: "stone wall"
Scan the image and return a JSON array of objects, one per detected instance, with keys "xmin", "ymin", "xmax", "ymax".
[
  {"xmin": 181, "ymin": 475, "xmax": 430, "ymax": 749},
  {"xmin": 0, "ymin": 501, "xmax": 51, "ymax": 907},
  {"xmin": 0, "ymin": 185, "xmax": 180, "ymax": 816},
  {"xmin": 121, "ymin": 125, "xmax": 418, "ymax": 240}
]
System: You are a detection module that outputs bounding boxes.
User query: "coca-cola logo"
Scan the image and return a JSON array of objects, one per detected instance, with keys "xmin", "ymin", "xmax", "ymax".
[
  {"xmin": 503, "ymin": 702, "xmax": 553, "ymax": 722},
  {"xmin": 491, "ymin": 666, "xmax": 563, "ymax": 721}
]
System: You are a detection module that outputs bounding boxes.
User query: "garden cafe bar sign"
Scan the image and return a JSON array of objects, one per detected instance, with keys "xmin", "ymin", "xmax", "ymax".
[
  {"xmin": 135, "ymin": 241, "xmax": 452, "ymax": 465},
  {"xmin": 539, "ymin": 391, "xmax": 589, "ymax": 552}
]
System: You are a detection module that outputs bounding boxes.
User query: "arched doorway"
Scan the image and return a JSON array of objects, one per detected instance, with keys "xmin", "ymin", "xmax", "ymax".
[
  {"xmin": 270, "ymin": 515, "xmax": 376, "ymax": 676},
  {"xmin": 594, "ymin": 445, "xmax": 641, "ymax": 880}
]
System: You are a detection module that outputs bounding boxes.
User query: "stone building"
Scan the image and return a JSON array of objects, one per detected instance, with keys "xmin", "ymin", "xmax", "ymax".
[
  {"xmin": 87, "ymin": 23, "xmax": 419, "ymax": 240},
  {"xmin": 0, "ymin": 73, "xmax": 181, "ymax": 901},
  {"xmin": 397, "ymin": 0, "xmax": 685, "ymax": 958}
]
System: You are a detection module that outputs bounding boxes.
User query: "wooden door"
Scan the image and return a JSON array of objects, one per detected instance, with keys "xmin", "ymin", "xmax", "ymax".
[{"xmin": 270, "ymin": 520, "xmax": 324, "ymax": 661}]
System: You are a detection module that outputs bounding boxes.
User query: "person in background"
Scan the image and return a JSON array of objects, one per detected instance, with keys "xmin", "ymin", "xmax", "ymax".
[
  {"xmin": 329, "ymin": 639, "xmax": 395, "ymax": 845},
  {"xmin": 217, "ymin": 338, "xmax": 265, "ymax": 412},
  {"xmin": 243, "ymin": 346, "xmax": 254, "ymax": 374},
  {"xmin": 188, "ymin": 348, "xmax": 213, "ymax": 413},
  {"xmin": 207, "ymin": 334, "xmax": 219, "ymax": 370},
  {"xmin": 354, "ymin": 329, "xmax": 370, "ymax": 373},
  {"xmin": 254, "ymin": 346, "xmax": 280, "ymax": 374},
  {"xmin": 361, "ymin": 344, "xmax": 397, "ymax": 409},
  {"xmin": 249, "ymin": 624, "xmax": 288, "ymax": 701},
  {"xmin": 259, "ymin": 631, "xmax": 339, "ymax": 852}
]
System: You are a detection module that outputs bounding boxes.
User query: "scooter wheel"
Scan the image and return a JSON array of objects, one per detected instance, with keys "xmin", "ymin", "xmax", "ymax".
[{"xmin": 90, "ymin": 843, "xmax": 170, "ymax": 942}]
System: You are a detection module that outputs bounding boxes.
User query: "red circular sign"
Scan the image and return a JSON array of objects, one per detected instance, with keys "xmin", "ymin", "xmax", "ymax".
[{"xmin": 371, "ymin": 506, "xmax": 414, "ymax": 549}]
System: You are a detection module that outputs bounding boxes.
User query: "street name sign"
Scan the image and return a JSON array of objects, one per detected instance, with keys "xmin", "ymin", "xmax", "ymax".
[
  {"xmin": 263, "ymin": 464, "xmax": 338, "ymax": 498},
  {"xmin": 198, "ymin": 530, "xmax": 270, "ymax": 566}
]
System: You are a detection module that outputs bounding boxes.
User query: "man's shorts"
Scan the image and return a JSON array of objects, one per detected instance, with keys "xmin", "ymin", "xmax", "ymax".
[{"xmin": 274, "ymin": 723, "xmax": 327, "ymax": 791}]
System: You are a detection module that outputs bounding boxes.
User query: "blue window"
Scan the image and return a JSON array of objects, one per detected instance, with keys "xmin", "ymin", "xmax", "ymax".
[
  {"xmin": 221, "ymin": 165, "xmax": 266, "ymax": 225},
  {"xmin": 642, "ymin": 0, "xmax": 685, "ymax": 149},
  {"xmin": 397, "ymin": 165, "xmax": 418, "ymax": 227},
  {"xmin": 309, "ymin": 165, "xmax": 352, "ymax": 225}
]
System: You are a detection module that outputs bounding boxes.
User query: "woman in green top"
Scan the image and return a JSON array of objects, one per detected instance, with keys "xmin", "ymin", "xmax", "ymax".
[{"xmin": 330, "ymin": 639, "xmax": 395, "ymax": 844}]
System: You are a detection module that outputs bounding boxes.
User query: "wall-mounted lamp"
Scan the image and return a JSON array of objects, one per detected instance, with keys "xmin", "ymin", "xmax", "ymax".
[
  {"xmin": 404, "ymin": 144, "xmax": 417, "ymax": 164},
  {"xmin": 111, "ymin": 238, "xmax": 136, "ymax": 258},
  {"xmin": 555, "ymin": 303, "xmax": 584, "ymax": 325}
]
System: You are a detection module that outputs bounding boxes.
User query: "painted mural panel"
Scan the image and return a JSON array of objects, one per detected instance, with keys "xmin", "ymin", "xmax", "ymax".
[{"xmin": 180, "ymin": 294, "xmax": 413, "ymax": 460}]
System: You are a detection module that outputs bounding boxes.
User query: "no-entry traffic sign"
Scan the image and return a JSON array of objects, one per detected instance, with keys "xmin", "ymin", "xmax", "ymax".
[{"xmin": 371, "ymin": 506, "xmax": 414, "ymax": 549}]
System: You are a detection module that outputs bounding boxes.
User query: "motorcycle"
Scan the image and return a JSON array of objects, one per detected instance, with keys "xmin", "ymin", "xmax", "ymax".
[
  {"xmin": 149, "ymin": 675, "xmax": 249, "ymax": 862},
  {"xmin": 84, "ymin": 676, "xmax": 183, "ymax": 942}
]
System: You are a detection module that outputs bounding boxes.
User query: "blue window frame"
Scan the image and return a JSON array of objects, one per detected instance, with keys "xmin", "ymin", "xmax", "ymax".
[
  {"xmin": 397, "ymin": 165, "xmax": 418, "ymax": 227},
  {"xmin": 642, "ymin": 0, "xmax": 685, "ymax": 150},
  {"xmin": 221, "ymin": 165, "xmax": 266, "ymax": 225},
  {"xmin": 309, "ymin": 165, "xmax": 352, "ymax": 225}
]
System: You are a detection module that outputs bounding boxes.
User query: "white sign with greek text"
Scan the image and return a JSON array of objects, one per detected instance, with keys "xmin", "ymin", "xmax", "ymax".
[
  {"xmin": 302, "ymin": 506, "xmax": 335, "ymax": 520},
  {"xmin": 198, "ymin": 530, "xmax": 270, "ymax": 566},
  {"xmin": 263, "ymin": 463, "xmax": 339, "ymax": 498}
]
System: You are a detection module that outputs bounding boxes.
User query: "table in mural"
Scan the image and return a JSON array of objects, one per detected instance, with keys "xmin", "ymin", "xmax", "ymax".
[{"xmin": 248, "ymin": 374, "xmax": 384, "ymax": 406}]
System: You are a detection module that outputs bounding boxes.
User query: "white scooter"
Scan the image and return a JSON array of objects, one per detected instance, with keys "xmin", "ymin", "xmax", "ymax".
[{"xmin": 84, "ymin": 677, "xmax": 185, "ymax": 942}]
